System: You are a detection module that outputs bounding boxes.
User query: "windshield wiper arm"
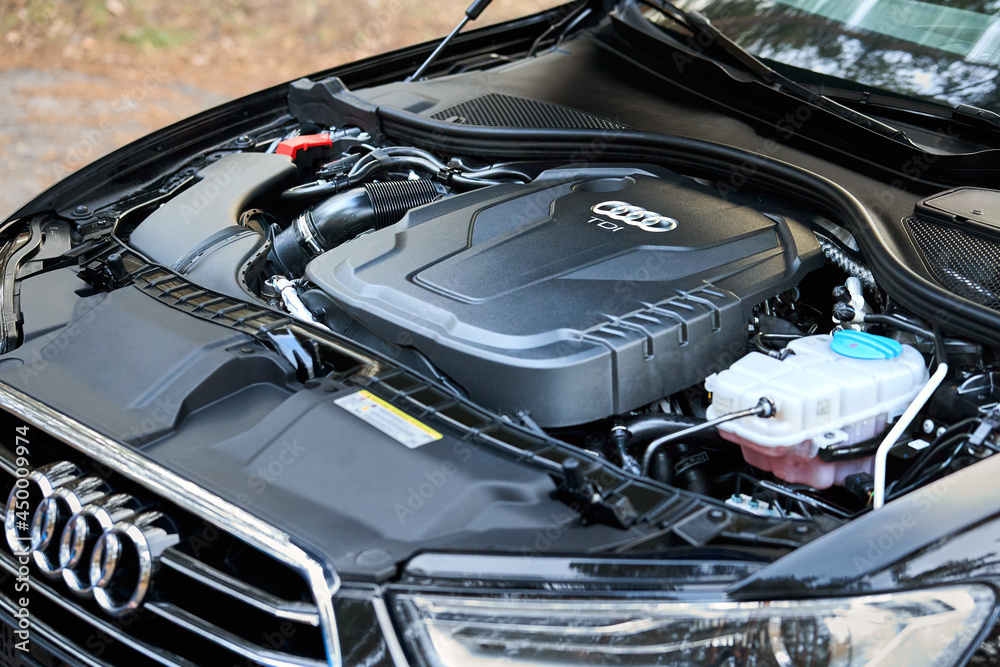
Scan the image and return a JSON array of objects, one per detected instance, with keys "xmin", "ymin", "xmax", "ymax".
[
  {"xmin": 797, "ymin": 81, "xmax": 1000, "ymax": 130},
  {"xmin": 799, "ymin": 82, "xmax": 1000, "ymax": 140},
  {"xmin": 644, "ymin": 0, "xmax": 913, "ymax": 145},
  {"xmin": 948, "ymin": 104, "xmax": 1000, "ymax": 132}
]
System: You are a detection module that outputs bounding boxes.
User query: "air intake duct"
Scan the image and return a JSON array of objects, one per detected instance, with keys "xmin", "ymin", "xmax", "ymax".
[{"xmin": 272, "ymin": 179, "xmax": 439, "ymax": 274}]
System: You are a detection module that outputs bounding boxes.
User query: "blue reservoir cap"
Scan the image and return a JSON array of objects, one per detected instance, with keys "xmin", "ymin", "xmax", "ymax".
[{"xmin": 831, "ymin": 330, "xmax": 903, "ymax": 359}]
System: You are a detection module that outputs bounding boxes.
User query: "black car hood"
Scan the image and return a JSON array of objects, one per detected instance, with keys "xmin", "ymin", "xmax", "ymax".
[
  {"xmin": 4, "ymin": 0, "xmax": 999, "ymax": 595},
  {"xmin": 0, "ymin": 285, "xmax": 642, "ymax": 581}
]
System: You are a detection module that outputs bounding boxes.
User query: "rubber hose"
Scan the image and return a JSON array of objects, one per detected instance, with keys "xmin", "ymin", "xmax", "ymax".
[{"xmin": 272, "ymin": 179, "xmax": 439, "ymax": 275}]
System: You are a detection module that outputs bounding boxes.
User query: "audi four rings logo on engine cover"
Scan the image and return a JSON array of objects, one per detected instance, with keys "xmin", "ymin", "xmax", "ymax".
[
  {"xmin": 4, "ymin": 461, "xmax": 178, "ymax": 616},
  {"xmin": 589, "ymin": 201, "xmax": 678, "ymax": 233}
]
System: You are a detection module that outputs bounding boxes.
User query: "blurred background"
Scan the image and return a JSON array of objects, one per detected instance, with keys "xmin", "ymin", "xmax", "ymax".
[{"xmin": 0, "ymin": 0, "xmax": 562, "ymax": 217}]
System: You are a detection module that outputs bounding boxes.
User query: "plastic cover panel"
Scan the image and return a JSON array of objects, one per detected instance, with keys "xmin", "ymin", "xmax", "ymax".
[{"xmin": 307, "ymin": 167, "xmax": 821, "ymax": 426}]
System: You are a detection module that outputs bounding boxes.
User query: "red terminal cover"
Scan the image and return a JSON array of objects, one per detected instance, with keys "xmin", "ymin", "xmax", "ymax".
[{"xmin": 275, "ymin": 133, "xmax": 333, "ymax": 160}]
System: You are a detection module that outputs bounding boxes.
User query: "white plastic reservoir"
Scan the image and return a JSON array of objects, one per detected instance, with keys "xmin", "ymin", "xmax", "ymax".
[{"xmin": 705, "ymin": 331, "xmax": 929, "ymax": 488}]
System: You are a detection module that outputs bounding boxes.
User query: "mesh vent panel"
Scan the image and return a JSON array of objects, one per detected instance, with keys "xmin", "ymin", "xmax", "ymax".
[
  {"xmin": 430, "ymin": 93, "xmax": 628, "ymax": 130},
  {"xmin": 907, "ymin": 217, "xmax": 1000, "ymax": 311}
]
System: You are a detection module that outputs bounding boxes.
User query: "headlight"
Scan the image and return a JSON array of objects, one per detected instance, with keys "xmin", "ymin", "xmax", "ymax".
[{"xmin": 395, "ymin": 585, "xmax": 995, "ymax": 666}]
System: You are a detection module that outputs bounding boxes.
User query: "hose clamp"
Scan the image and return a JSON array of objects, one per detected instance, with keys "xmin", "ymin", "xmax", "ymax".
[
  {"xmin": 437, "ymin": 167, "xmax": 462, "ymax": 184},
  {"xmin": 294, "ymin": 213, "xmax": 325, "ymax": 257}
]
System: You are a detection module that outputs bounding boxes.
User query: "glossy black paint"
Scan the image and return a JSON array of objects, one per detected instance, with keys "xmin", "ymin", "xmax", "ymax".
[
  {"xmin": 731, "ymin": 453, "xmax": 1000, "ymax": 596},
  {"xmin": 5, "ymin": 1, "xmax": 1000, "ymax": 664}
]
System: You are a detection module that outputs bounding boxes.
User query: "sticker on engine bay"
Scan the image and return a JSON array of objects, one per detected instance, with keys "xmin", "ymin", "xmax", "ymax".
[{"xmin": 335, "ymin": 390, "xmax": 442, "ymax": 449}]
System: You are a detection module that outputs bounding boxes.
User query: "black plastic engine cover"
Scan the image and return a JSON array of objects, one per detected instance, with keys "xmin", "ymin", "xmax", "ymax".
[{"xmin": 307, "ymin": 166, "xmax": 821, "ymax": 426}]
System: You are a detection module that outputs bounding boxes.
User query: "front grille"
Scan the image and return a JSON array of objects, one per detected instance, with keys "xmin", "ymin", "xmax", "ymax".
[
  {"xmin": 907, "ymin": 217, "xmax": 1000, "ymax": 311},
  {"xmin": 0, "ymin": 388, "xmax": 338, "ymax": 666},
  {"xmin": 430, "ymin": 93, "xmax": 629, "ymax": 130}
]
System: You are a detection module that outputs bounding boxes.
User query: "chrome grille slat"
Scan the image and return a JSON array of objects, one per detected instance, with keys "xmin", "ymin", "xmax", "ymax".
[
  {"xmin": 161, "ymin": 550, "xmax": 321, "ymax": 626},
  {"xmin": 0, "ymin": 549, "xmax": 195, "ymax": 667},
  {"xmin": 146, "ymin": 601, "xmax": 328, "ymax": 667},
  {"xmin": 0, "ymin": 383, "xmax": 342, "ymax": 666},
  {"xmin": 0, "ymin": 444, "xmax": 15, "ymax": 476},
  {"xmin": 0, "ymin": 593, "xmax": 111, "ymax": 667}
]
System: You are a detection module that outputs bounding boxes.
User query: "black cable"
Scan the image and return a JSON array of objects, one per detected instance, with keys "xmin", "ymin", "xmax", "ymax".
[
  {"xmin": 281, "ymin": 179, "xmax": 347, "ymax": 201},
  {"xmin": 899, "ymin": 432, "xmax": 968, "ymax": 483},
  {"xmin": 372, "ymin": 146, "xmax": 450, "ymax": 171},
  {"xmin": 621, "ymin": 414, "xmax": 726, "ymax": 450},
  {"xmin": 931, "ymin": 437, "xmax": 973, "ymax": 475},
  {"xmin": 888, "ymin": 433, "xmax": 971, "ymax": 499},
  {"xmin": 285, "ymin": 154, "xmax": 522, "ymax": 201},
  {"xmin": 346, "ymin": 147, "xmax": 529, "ymax": 188},
  {"xmin": 462, "ymin": 166, "xmax": 531, "ymax": 182},
  {"xmin": 758, "ymin": 333, "xmax": 803, "ymax": 340},
  {"xmin": 817, "ymin": 434, "xmax": 883, "ymax": 462},
  {"xmin": 377, "ymin": 154, "xmax": 445, "ymax": 177},
  {"xmin": 527, "ymin": 0, "xmax": 589, "ymax": 57},
  {"xmin": 887, "ymin": 419, "xmax": 980, "ymax": 498},
  {"xmin": 932, "ymin": 321, "xmax": 948, "ymax": 369},
  {"xmin": 733, "ymin": 473, "xmax": 853, "ymax": 519},
  {"xmin": 347, "ymin": 151, "xmax": 380, "ymax": 177},
  {"xmin": 863, "ymin": 313, "xmax": 933, "ymax": 339},
  {"xmin": 448, "ymin": 173, "xmax": 503, "ymax": 189}
]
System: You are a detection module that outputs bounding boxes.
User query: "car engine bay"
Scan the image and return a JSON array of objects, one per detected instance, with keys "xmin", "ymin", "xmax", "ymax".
[
  {"xmin": 10, "ymin": 2, "xmax": 1000, "ymax": 663},
  {"xmin": 84, "ymin": 113, "xmax": 1000, "ymax": 528},
  {"xmin": 3, "ymin": 0, "xmax": 1000, "ymax": 594}
]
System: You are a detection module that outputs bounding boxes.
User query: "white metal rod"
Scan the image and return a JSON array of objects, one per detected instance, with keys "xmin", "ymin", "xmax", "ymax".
[{"xmin": 873, "ymin": 363, "xmax": 948, "ymax": 509}]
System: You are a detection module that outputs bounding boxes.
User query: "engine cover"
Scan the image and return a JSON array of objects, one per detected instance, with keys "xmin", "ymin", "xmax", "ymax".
[{"xmin": 307, "ymin": 166, "xmax": 822, "ymax": 426}]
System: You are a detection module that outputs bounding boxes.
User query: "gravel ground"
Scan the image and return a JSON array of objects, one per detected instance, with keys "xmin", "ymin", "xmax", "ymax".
[
  {"xmin": 0, "ymin": 68, "xmax": 227, "ymax": 216},
  {"xmin": 0, "ymin": 0, "xmax": 562, "ymax": 218}
]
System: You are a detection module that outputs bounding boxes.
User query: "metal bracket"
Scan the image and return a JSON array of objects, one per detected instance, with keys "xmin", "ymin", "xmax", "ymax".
[{"xmin": 267, "ymin": 328, "xmax": 318, "ymax": 381}]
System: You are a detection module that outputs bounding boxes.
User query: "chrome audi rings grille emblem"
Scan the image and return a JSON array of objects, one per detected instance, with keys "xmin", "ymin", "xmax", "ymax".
[
  {"xmin": 590, "ymin": 200, "xmax": 678, "ymax": 233},
  {"xmin": 4, "ymin": 461, "xmax": 178, "ymax": 615}
]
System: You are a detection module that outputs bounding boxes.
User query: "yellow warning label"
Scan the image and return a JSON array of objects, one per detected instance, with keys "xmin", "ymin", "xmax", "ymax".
[{"xmin": 335, "ymin": 390, "xmax": 442, "ymax": 448}]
